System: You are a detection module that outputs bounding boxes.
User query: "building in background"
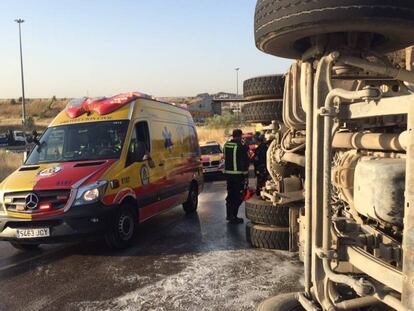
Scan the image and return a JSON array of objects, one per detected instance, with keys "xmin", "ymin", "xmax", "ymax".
[
  {"xmin": 188, "ymin": 92, "xmax": 241, "ymax": 123},
  {"xmin": 162, "ymin": 92, "xmax": 242, "ymax": 124}
]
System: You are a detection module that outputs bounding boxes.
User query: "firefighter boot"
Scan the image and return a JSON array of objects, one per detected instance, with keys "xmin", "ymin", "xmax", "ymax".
[
  {"xmin": 230, "ymin": 205, "xmax": 244, "ymax": 224},
  {"xmin": 226, "ymin": 203, "xmax": 232, "ymax": 221}
]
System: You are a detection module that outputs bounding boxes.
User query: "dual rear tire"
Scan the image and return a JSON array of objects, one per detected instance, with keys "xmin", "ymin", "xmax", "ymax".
[
  {"xmin": 245, "ymin": 196, "xmax": 290, "ymax": 250},
  {"xmin": 242, "ymin": 75, "xmax": 285, "ymax": 124}
]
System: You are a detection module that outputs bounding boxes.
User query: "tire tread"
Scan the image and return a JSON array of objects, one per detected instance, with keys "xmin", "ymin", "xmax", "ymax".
[
  {"xmin": 243, "ymin": 75, "xmax": 284, "ymax": 100},
  {"xmin": 245, "ymin": 196, "xmax": 289, "ymax": 226},
  {"xmin": 242, "ymin": 100, "xmax": 283, "ymax": 123},
  {"xmin": 246, "ymin": 222, "xmax": 289, "ymax": 250}
]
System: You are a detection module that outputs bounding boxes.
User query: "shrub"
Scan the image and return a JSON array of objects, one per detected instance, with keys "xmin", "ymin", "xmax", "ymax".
[{"xmin": 204, "ymin": 113, "xmax": 244, "ymax": 129}]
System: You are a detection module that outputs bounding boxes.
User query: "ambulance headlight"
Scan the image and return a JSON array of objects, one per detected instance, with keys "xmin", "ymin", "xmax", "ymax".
[
  {"xmin": 74, "ymin": 180, "xmax": 108, "ymax": 206},
  {"xmin": 83, "ymin": 188, "xmax": 100, "ymax": 202}
]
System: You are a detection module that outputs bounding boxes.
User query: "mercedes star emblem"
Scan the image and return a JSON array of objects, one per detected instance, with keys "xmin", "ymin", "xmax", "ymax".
[{"xmin": 25, "ymin": 193, "xmax": 39, "ymax": 210}]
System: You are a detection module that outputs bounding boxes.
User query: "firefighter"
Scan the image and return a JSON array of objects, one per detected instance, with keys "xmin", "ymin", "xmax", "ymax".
[
  {"xmin": 253, "ymin": 134, "xmax": 269, "ymax": 196},
  {"xmin": 223, "ymin": 129, "xmax": 250, "ymax": 224}
]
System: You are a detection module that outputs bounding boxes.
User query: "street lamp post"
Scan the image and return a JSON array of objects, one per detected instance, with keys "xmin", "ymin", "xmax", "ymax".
[
  {"xmin": 234, "ymin": 67, "xmax": 240, "ymax": 114},
  {"xmin": 14, "ymin": 18, "xmax": 26, "ymax": 124},
  {"xmin": 235, "ymin": 67, "xmax": 240, "ymax": 96}
]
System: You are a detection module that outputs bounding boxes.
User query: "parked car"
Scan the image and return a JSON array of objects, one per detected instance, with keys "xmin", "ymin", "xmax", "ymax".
[
  {"xmin": 0, "ymin": 130, "xmax": 27, "ymax": 147},
  {"xmin": 0, "ymin": 92, "xmax": 203, "ymax": 250},
  {"xmin": 0, "ymin": 133, "xmax": 8, "ymax": 147},
  {"xmin": 11, "ymin": 131, "xmax": 26, "ymax": 146},
  {"xmin": 200, "ymin": 141, "xmax": 224, "ymax": 175}
]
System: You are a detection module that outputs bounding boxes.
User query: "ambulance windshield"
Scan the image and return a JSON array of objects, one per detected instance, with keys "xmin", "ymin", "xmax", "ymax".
[{"xmin": 25, "ymin": 120, "xmax": 129, "ymax": 164}]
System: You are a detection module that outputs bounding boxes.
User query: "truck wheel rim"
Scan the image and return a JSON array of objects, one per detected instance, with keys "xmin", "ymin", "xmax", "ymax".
[{"xmin": 118, "ymin": 213, "xmax": 134, "ymax": 241}]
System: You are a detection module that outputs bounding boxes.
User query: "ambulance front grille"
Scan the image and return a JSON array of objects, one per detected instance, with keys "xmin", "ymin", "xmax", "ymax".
[{"xmin": 4, "ymin": 190, "xmax": 71, "ymax": 214}]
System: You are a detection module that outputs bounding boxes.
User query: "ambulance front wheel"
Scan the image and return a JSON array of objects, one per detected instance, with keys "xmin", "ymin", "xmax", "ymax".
[
  {"xmin": 105, "ymin": 204, "xmax": 137, "ymax": 249},
  {"xmin": 183, "ymin": 183, "xmax": 198, "ymax": 214}
]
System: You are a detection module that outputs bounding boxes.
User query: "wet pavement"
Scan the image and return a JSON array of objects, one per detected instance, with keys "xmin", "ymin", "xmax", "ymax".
[{"xmin": 0, "ymin": 177, "xmax": 303, "ymax": 311}]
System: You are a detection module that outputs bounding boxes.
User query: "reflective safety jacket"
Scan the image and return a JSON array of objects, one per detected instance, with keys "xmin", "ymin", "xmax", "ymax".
[{"xmin": 223, "ymin": 140, "xmax": 249, "ymax": 175}]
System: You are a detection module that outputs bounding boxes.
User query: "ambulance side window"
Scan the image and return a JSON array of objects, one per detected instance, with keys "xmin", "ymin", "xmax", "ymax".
[
  {"xmin": 126, "ymin": 121, "xmax": 150, "ymax": 167},
  {"xmin": 136, "ymin": 121, "xmax": 151, "ymax": 153}
]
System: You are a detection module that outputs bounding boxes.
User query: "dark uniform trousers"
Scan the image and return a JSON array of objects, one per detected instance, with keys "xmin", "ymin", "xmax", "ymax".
[{"xmin": 225, "ymin": 174, "xmax": 247, "ymax": 216}]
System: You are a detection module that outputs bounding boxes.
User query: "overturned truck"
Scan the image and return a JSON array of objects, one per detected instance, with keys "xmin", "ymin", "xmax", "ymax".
[{"xmin": 245, "ymin": 1, "xmax": 414, "ymax": 310}]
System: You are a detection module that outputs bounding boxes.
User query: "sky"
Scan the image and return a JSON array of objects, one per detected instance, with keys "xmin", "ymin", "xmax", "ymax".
[{"xmin": 0, "ymin": 1, "xmax": 292, "ymax": 98}]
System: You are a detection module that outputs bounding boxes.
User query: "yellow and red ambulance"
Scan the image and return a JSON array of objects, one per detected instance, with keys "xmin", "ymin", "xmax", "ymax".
[{"xmin": 0, "ymin": 92, "xmax": 203, "ymax": 249}]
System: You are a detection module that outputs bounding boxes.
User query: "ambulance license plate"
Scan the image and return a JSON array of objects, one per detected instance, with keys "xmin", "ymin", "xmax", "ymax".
[{"xmin": 16, "ymin": 228, "xmax": 50, "ymax": 239}]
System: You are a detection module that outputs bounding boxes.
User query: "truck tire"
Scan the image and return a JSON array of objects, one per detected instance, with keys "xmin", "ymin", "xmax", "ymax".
[
  {"xmin": 256, "ymin": 293, "xmax": 304, "ymax": 311},
  {"xmin": 246, "ymin": 222, "xmax": 289, "ymax": 250},
  {"xmin": 245, "ymin": 196, "xmax": 289, "ymax": 227},
  {"xmin": 243, "ymin": 75, "xmax": 284, "ymax": 100},
  {"xmin": 255, "ymin": 0, "xmax": 414, "ymax": 59},
  {"xmin": 242, "ymin": 100, "xmax": 283, "ymax": 124}
]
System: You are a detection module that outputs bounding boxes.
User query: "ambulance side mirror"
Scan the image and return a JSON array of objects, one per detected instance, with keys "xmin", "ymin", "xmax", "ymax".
[
  {"xmin": 26, "ymin": 130, "xmax": 40, "ymax": 146},
  {"xmin": 143, "ymin": 153, "xmax": 156, "ymax": 169}
]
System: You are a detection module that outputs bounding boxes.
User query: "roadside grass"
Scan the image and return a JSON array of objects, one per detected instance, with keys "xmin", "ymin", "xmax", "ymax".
[
  {"xmin": 0, "ymin": 98, "xmax": 68, "ymax": 133},
  {"xmin": 0, "ymin": 98, "xmax": 68, "ymax": 118},
  {"xmin": 0, "ymin": 150, "xmax": 23, "ymax": 182},
  {"xmin": 197, "ymin": 127, "xmax": 229, "ymax": 145}
]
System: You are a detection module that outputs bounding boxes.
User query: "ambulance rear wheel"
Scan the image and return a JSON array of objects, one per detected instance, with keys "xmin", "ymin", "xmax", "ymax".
[
  {"xmin": 183, "ymin": 183, "xmax": 198, "ymax": 214},
  {"xmin": 10, "ymin": 242, "xmax": 40, "ymax": 251},
  {"xmin": 105, "ymin": 205, "xmax": 137, "ymax": 249}
]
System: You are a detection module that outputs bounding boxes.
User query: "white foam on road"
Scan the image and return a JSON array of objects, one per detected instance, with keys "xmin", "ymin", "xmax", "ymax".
[{"xmin": 75, "ymin": 249, "xmax": 303, "ymax": 311}]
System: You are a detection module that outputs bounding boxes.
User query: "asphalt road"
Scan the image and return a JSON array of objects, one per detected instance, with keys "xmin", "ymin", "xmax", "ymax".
[{"xmin": 0, "ymin": 176, "xmax": 303, "ymax": 311}]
